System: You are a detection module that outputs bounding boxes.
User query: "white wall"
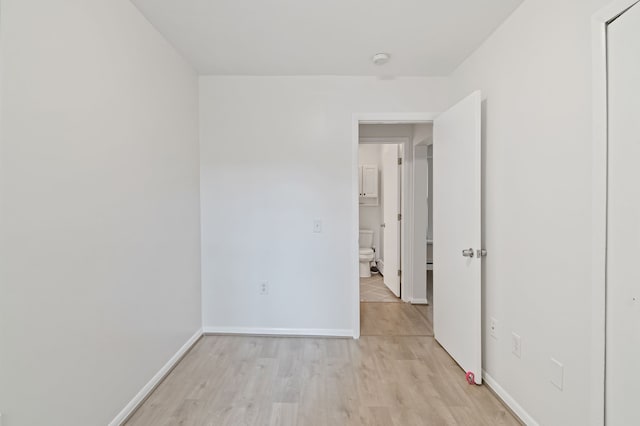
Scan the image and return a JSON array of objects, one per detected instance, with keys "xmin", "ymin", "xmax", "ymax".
[
  {"xmin": 450, "ymin": 0, "xmax": 609, "ymax": 424},
  {"xmin": 200, "ymin": 76, "xmax": 451, "ymax": 334},
  {"xmin": 358, "ymin": 144, "xmax": 383, "ymax": 259},
  {"xmin": 412, "ymin": 123, "xmax": 433, "ymax": 147},
  {"xmin": 427, "ymin": 146, "xmax": 434, "ymax": 241},
  {"xmin": 412, "ymin": 123, "xmax": 432, "ymax": 303},
  {"xmin": 359, "ymin": 124, "xmax": 414, "ymax": 139},
  {"xmin": 0, "ymin": 1, "xmax": 201, "ymax": 425}
]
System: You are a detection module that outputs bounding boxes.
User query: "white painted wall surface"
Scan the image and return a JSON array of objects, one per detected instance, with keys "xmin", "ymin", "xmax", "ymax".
[
  {"xmin": 358, "ymin": 144, "xmax": 383, "ymax": 165},
  {"xmin": 412, "ymin": 141, "xmax": 429, "ymax": 303},
  {"xmin": 412, "ymin": 123, "xmax": 433, "ymax": 147},
  {"xmin": 359, "ymin": 124, "xmax": 414, "ymax": 140},
  {"xmin": 427, "ymin": 147, "xmax": 433, "ymax": 241},
  {"xmin": 0, "ymin": 1, "xmax": 201, "ymax": 425},
  {"xmin": 450, "ymin": 0, "xmax": 609, "ymax": 424},
  {"xmin": 199, "ymin": 76, "xmax": 451, "ymax": 333},
  {"xmin": 412, "ymin": 124, "xmax": 432, "ymax": 304},
  {"xmin": 358, "ymin": 144, "xmax": 383, "ymax": 259}
]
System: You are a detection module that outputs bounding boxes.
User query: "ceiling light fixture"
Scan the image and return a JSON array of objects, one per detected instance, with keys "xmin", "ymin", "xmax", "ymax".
[{"xmin": 372, "ymin": 53, "xmax": 390, "ymax": 65}]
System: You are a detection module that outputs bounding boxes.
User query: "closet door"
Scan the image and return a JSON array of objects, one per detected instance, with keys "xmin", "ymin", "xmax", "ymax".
[{"xmin": 606, "ymin": 2, "xmax": 640, "ymax": 424}]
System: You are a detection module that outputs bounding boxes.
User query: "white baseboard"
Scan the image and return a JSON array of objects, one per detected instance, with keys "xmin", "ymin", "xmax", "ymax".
[
  {"xmin": 109, "ymin": 328, "xmax": 203, "ymax": 426},
  {"xmin": 483, "ymin": 370, "xmax": 538, "ymax": 426},
  {"xmin": 410, "ymin": 298, "xmax": 429, "ymax": 304},
  {"xmin": 203, "ymin": 326, "xmax": 353, "ymax": 337}
]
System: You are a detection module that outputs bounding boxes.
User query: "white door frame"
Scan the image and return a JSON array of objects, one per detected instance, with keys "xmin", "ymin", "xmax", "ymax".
[
  {"xmin": 591, "ymin": 1, "xmax": 639, "ymax": 424},
  {"xmin": 352, "ymin": 113, "xmax": 439, "ymax": 338}
]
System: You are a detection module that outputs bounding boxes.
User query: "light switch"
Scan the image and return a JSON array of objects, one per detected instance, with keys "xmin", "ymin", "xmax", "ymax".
[{"xmin": 313, "ymin": 219, "xmax": 322, "ymax": 233}]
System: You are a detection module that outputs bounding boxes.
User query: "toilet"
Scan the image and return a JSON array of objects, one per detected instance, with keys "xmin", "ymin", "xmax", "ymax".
[{"xmin": 359, "ymin": 229, "xmax": 375, "ymax": 278}]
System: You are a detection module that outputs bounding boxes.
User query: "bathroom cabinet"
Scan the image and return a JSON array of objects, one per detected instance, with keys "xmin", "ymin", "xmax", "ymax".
[{"xmin": 359, "ymin": 165, "xmax": 378, "ymax": 198}]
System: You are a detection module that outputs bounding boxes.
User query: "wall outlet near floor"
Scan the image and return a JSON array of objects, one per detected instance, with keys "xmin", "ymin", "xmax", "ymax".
[
  {"xmin": 489, "ymin": 317, "xmax": 498, "ymax": 339},
  {"xmin": 550, "ymin": 358, "xmax": 564, "ymax": 390},
  {"xmin": 511, "ymin": 332, "xmax": 521, "ymax": 358},
  {"xmin": 259, "ymin": 281, "xmax": 269, "ymax": 296}
]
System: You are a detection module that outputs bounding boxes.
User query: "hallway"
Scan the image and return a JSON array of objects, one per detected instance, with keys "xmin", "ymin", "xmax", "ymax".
[{"xmin": 359, "ymin": 273, "xmax": 433, "ymax": 337}]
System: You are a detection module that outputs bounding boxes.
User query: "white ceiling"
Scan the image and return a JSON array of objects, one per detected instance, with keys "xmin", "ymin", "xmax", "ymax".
[{"xmin": 131, "ymin": 0, "xmax": 523, "ymax": 76}]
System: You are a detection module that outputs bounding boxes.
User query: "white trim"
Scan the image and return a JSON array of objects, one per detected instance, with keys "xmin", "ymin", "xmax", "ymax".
[
  {"xmin": 591, "ymin": 2, "xmax": 639, "ymax": 425},
  {"xmin": 109, "ymin": 328, "xmax": 203, "ymax": 426},
  {"xmin": 352, "ymin": 113, "xmax": 439, "ymax": 338},
  {"xmin": 352, "ymin": 116, "xmax": 361, "ymax": 338},
  {"xmin": 410, "ymin": 298, "xmax": 429, "ymax": 305},
  {"xmin": 359, "ymin": 137, "xmax": 409, "ymax": 145},
  {"xmin": 357, "ymin": 112, "xmax": 436, "ymax": 124},
  {"xmin": 591, "ymin": 11, "xmax": 607, "ymax": 426},
  {"xmin": 593, "ymin": 0, "xmax": 639, "ymax": 23},
  {"xmin": 203, "ymin": 327, "xmax": 353, "ymax": 337},
  {"xmin": 483, "ymin": 371, "xmax": 539, "ymax": 426}
]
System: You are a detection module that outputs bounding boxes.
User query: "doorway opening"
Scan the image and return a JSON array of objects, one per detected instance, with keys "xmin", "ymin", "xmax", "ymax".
[
  {"xmin": 357, "ymin": 122, "xmax": 433, "ymax": 337},
  {"xmin": 353, "ymin": 92, "xmax": 483, "ymax": 384}
]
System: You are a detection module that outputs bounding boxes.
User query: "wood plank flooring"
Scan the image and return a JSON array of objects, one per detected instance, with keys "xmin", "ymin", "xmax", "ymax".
[
  {"xmin": 360, "ymin": 302, "xmax": 432, "ymax": 337},
  {"xmin": 360, "ymin": 275, "xmax": 400, "ymax": 303},
  {"xmin": 126, "ymin": 300, "xmax": 520, "ymax": 426}
]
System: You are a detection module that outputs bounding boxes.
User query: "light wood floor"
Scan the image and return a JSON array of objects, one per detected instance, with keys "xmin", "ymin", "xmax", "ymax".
[
  {"xmin": 126, "ymin": 299, "xmax": 519, "ymax": 425},
  {"xmin": 360, "ymin": 302, "xmax": 432, "ymax": 337},
  {"xmin": 360, "ymin": 272, "xmax": 432, "ymax": 337},
  {"xmin": 360, "ymin": 275, "xmax": 400, "ymax": 303}
]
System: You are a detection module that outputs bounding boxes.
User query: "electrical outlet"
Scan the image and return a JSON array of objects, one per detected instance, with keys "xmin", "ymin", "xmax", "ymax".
[
  {"xmin": 512, "ymin": 332, "xmax": 521, "ymax": 358},
  {"xmin": 259, "ymin": 281, "xmax": 269, "ymax": 296},
  {"xmin": 489, "ymin": 317, "xmax": 498, "ymax": 339},
  {"xmin": 550, "ymin": 358, "xmax": 564, "ymax": 390}
]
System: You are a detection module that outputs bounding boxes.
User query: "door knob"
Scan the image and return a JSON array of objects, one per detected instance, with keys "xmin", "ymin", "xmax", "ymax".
[{"xmin": 462, "ymin": 248, "xmax": 474, "ymax": 258}]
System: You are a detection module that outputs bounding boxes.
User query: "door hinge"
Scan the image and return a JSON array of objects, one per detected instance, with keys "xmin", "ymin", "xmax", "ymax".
[
  {"xmin": 397, "ymin": 269, "xmax": 402, "ymax": 277},
  {"xmin": 397, "ymin": 213, "xmax": 402, "ymax": 221},
  {"xmin": 398, "ymin": 158, "xmax": 402, "ymax": 165}
]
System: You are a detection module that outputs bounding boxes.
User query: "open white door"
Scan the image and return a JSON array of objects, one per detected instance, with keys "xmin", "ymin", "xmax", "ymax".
[
  {"xmin": 433, "ymin": 91, "xmax": 482, "ymax": 384},
  {"xmin": 382, "ymin": 144, "xmax": 400, "ymax": 297},
  {"xmin": 606, "ymin": 3, "xmax": 640, "ymax": 424}
]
